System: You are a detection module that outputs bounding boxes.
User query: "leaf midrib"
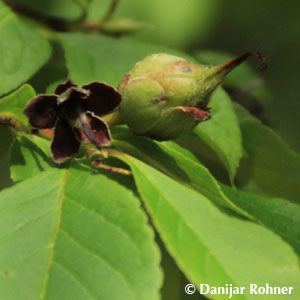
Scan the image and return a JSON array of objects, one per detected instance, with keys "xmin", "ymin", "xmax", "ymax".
[
  {"xmin": 40, "ymin": 168, "xmax": 69, "ymax": 300},
  {"xmin": 0, "ymin": 9, "xmax": 11, "ymax": 24}
]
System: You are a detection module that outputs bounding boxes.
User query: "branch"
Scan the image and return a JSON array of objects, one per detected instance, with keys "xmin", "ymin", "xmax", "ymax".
[
  {"xmin": 0, "ymin": 115, "xmax": 29, "ymax": 132},
  {"xmin": 91, "ymin": 161, "xmax": 132, "ymax": 176},
  {"xmin": 101, "ymin": 0, "xmax": 120, "ymax": 23},
  {"xmin": 0, "ymin": 115, "xmax": 17, "ymax": 128}
]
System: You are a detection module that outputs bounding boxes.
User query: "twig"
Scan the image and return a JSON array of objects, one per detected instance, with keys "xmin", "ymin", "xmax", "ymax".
[
  {"xmin": 81, "ymin": 0, "xmax": 122, "ymax": 35},
  {"xmin": 91, "ymin": 160, "xmax": 132, "ymax": 176},
  {"xmin": 86, "ymin": 147, "xmax": 132, "ymax": 176},
  {"xmin": 0, "ymin": 115, "xmax": 29, "ymax": 132},
  {"xmin": 101, "ymin": 0, "xmax": 119, "ymax": 23},
  {"xmin": 0, "ymin": 115, "xmax": 17, "ymax": 128}
]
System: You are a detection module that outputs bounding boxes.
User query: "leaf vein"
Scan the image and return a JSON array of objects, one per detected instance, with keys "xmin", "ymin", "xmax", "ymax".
[
  {"xmin": 0, "ymin": 245, "xmax": 50, "ymax": 273},
  {"xmin": 59, "ymin": 228, "xmax": 137, "ymax": 300},
  {"xmin": 66, "ymin": 196, "xmax": 142, "ymax": 263},
  {"xmin": 0, "ymin": 207, "xmax": 56, "ymax": 241},
  {"xmin": 53, "ymin": 261, "xmax": 97, "ymax": 300}
]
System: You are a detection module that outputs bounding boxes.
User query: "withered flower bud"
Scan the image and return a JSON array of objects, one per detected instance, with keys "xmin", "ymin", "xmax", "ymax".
[{"xmin": 24, "ymin": 80, "xmax": 121, "ymax": 162}]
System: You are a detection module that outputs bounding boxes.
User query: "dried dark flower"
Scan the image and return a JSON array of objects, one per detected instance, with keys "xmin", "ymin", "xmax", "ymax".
[{"xmin": 24, "ymin": 80, "xmax": 121, "ymax": 162}]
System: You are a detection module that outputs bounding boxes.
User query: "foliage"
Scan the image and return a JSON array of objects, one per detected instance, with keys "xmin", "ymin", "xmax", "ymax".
[{"xmin": 0, "ymin": 1, "xmax": 299, "ymax": 300}]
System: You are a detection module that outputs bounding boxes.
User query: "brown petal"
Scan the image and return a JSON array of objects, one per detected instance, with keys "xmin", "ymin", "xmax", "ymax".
[
  {"xmin": 79, "ymin": 112, "xmax": 111, "ymax": 148},
  {"xmin": 24, "ymin": 95, "xmax": 58, "ymax": 129},
  {"xmin": 82, "ymin": 82, "xmax": 121, "ymax": 116},
  {"xmin": 51, "ymin": 120, "xmax": 80, "ymax": 162},
  {"xmin": 55, "ymin": 79, "xmax": 77, "ymax": 95},
  {"xmin": 181, "ymin": 106, "xmax": 211, "ymax": 121}
]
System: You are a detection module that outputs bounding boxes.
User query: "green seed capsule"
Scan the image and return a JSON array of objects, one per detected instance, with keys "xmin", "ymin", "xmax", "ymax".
[{"xmin": 118, "ymin": 52, "xmax": 265, "ymax": 140}]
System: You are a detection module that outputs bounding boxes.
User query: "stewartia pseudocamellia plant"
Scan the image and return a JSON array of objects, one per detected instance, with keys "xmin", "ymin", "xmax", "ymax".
[{"xmin": 23, "ymin": 51, "xmax": 265, "ymax": 162}]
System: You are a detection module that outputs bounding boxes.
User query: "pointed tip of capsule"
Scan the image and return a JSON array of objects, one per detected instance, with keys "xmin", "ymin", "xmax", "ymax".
[
  {"xmin": 199, "ymin": 51, "xmax": 267, "ymax": 91},
  {"xmin": 219, "ymin": 51, "xmax": 267, "ymax": 73}
]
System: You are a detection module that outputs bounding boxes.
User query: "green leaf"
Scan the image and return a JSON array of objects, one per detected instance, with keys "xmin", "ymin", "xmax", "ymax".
[
  {"xmin": 10, "ymin": 135, "xmax": 54, "ymax": 183},
  {"xmin": 59, "ymin": 33, "xmax": 197, "ymax": 88},
  {"xmin": 221, "ymin": 184, "xmax": 300, "ymax": 256},
  {"xmin": 0, "ymin": 167, "xmax": 161, "ymax": 300},
  {"xmin": 235, "ymin": 103, "xmax": 300, "ymax": 203},
  {"xmin": 0, "ymin": 84, "xmax": 36, "ymax": 128},
  {"xmin": 29, "ymin": 42, "xmax": 68, "ymax": 94},
  {"xmin": 175, "ymin": 131, "xmax": 231, "ymax": 183},
  {"xmin": 193, "ymin": 88, "xmax": 243, "ymax": 181},
  {"xmin": 112, "ymin": 127, "xmax": 251, "ymax": 218},
  {"xmin": 0, "ymin": 3, "xmax": 51, "ymax": 96},
  {"xmin": 125, "ymin": 156, "xmax": 300, "ymax": 299}
]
